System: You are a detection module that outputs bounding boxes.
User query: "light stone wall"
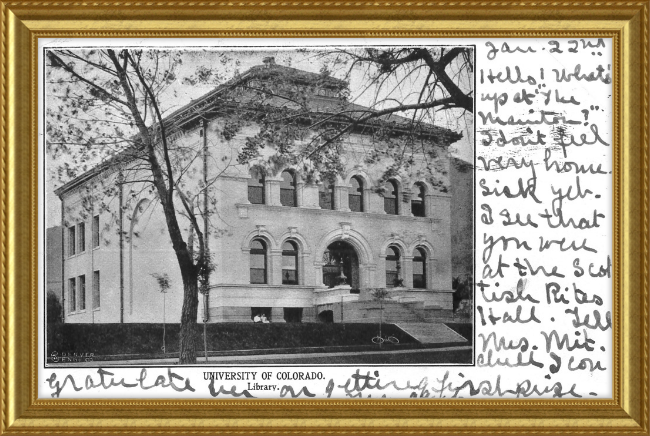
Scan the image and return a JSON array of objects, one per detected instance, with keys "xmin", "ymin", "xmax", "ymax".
[{"xmin": 60, "ymin": 116, "xmax": 458, "ymax": 324}]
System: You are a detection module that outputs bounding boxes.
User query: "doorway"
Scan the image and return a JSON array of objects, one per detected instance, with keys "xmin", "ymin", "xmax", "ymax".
[{"xmin": 322, "ymin": 240, "xmax": 359, "ymax": 289}]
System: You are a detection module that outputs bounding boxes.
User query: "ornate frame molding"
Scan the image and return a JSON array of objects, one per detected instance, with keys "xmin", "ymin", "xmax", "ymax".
[{"xmin": 1, "ymin": 2, "xmax": 647, "ymax": 434}]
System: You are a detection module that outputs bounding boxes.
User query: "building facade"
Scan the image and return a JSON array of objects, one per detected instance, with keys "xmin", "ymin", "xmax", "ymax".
[{"xmin": 54, "ymin": 62, "xmax": 466, "ymax": 324}]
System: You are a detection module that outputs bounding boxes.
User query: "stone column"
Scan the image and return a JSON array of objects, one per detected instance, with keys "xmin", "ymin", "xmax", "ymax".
[
  {"xmin": 301, "ymin": 183, "xmax": 320, "ymax": 209},
  {"xmin": 359, "ymin": 263, "xmax": 377, "ymax": 289},
  {"xmin": 295, "ymin": 181, "xmax": 304, "ymax": 207},
  {"xmin": 271, "ymin": 307, "xmax": 286, "ymax": 323},
  {"xmin": 433, "ymin": 194, "xmax": 453, "ymax": 291},
  {"xmin": 313, "ymin": 261, "xmax": 327, "ymax": 287},
  {"xmin": 302, "ymin": 306, "xmax": 317, "ymax": 323},
  {"xmin": 425, "ymin": 193, "xmax": 436, "ymax": 218},
  {"xmin": 269, "ymin": 249, "xmax": 282, "ymax": 285},
  {"xmin": 363, "ymin": 187, "xmax": 371, "ymax": 213},
  {"xmin": 301, "ymin": 248, "xmax": 316, "ymax": 286},
  {"xmin": 403, "ymin": 255, "xmax": 414, "ymax": 288},
  {"xmin": 401, "ymin": 190, "xmax": 412, "ymax": 216},
  {"xmin": 335, "ymin": 186, "xmax": 351, "ymax": 211},
  {"xmin": 368, "ymin": 188, "xmax": 385, "ymax": 214},
  {"xmin": 266, "ymin": 179, "xmax": 282, "ymax": 206},
  {"xmin": 376, "ymin": 254, "xmax": 387, "ymax": 288},
  {"xmin": 331, "ymin": 184, "xmax": 339, "ymax": 210}
]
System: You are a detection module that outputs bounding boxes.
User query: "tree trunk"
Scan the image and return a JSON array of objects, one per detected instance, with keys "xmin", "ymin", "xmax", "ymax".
[
  {"xmin": 178, "ymin": 270, "xmax": 200, "ymax": 364},
  {"xmin": 105, "ymin": 50, "xmax": 205, "ymax": 365}
]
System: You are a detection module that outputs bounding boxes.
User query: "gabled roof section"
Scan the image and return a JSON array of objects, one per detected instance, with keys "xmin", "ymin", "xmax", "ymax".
[
  {"xmin": 54, "ymin": 61, "xmax": 463, "ymax": 197},
  {"xmin": 161, "ymin": 60, "xmax": 348, "ymax": 130}
]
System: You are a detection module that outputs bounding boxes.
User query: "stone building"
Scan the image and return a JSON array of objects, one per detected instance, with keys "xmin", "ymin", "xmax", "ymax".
[
  {"xmin": 449, "ymin": 157, "xmax": 474, "ymax": 282},
  {"xmin": 54, "ymin": 60, "xmax": 467, "ymax": 324}
]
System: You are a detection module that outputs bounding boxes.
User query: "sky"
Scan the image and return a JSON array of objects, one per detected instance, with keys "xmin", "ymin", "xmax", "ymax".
[{"xmin": 45, "ymin": 47, "xmax": 474, "ymax": 226}]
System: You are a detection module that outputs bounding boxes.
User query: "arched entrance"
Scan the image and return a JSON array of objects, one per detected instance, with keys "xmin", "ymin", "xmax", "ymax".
[{"xmin": 322, "ymin": 241, "xmax": 360, "ymax": 289}]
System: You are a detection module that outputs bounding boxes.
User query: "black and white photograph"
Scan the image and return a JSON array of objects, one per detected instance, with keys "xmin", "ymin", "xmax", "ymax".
[{"xmin": 44, "ymin": 45, "xmax": 475, "ymax": 367}]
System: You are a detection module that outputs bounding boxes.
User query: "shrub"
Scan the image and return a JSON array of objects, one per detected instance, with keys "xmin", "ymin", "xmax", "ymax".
[
  {"xmin": 46, "ymin": 291, "xmax": 63, "ymax": 325},
  {"xmin": 46, "ymin": 322, "xmax": 417, "ymax": 358},
  {"xmin": 452, "ymin": 276, "xmax": 473, "ymax": 310}
]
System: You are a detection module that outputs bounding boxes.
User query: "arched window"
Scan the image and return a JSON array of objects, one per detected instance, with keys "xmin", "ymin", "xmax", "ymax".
[
  {"xmin": 384, "ymin": 180, "xmax": 399, "ymax": 215},
  {"xmin": 282, "ymin": 240, "xmax": 299, "ymax": 285},
  {"xmin": 349, "ymin": 176, "xmax": 364, "ymax": 212},
  {"xmin": 280, "ymin": 170, "xmax": 297, "ymax": 207},
  {"xmin": 411, "ymin": 183, "xmax": 426, "ymax": 217},
  {"xmin": 250, "ymin": 239, "xmax": 267, "ymax": 284},
  {"xmin": 413, "ymin": 247, "xmax": 427, "ymax": 289},
  {"xmin": 386, "ymin": 246, "xmax": 401, "ymax": 288},
  {"xmin": 247, "ymin": 168, "xmax": 265, "ymax": 204},
  {"xmin": 319, "ymin": 180, "xmax": 335, "ymax": 210}
]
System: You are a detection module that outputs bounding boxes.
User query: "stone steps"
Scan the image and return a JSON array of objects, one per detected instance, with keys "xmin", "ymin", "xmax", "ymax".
[{"xmin": 394, "ymin": 322, "xmax": 468, "ymax": 344}]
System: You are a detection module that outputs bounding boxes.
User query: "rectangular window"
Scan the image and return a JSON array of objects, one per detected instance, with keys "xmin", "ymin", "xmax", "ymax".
[
  {"xmin": 385, "ymin": 271, "xmax": 399, "ymax": 288},
  {"xmin": 318, "ymin": 192, "xmax": 332, "ymax": 209},
  {"xmin": 250, "ymin": 252, "xmax": 265, "ymax": 269},
  {"xmin": 250, "ymin": 269, "xmax": 266, "ymax": 284},
  {"xmin": 280, "ymin": 189, "xmax": 296, "ymax": 207},
  {"xmin": 250, "ymin": 252, "xmax": 266, "ymax": 284},
  {"xmin": 386, "ymin": 258, "xmax": 399, "ymax": 288},
  {"xmin": 411, "ymin": 200, "xmax": 425, "ymax": 217},
  {"xmin": 282, "ymin": 255, "xmax": 297, "ymax": 285},
  {"xmin": 248, "ymin": 186, "xmax": 265, "ymax": 204},
  {"xmin": 413, "ymin": 262, "xmax": 425, "ymax": 288},
  {"xmin": 78, "ymin": 275, "xmax": 86, "ymax": 311},
  {"xmin": 92, "ymin": 271, "xmax": 100, "ymax": 309},
  {"xmin": 68, "ymin": 226, "xmax": 76, "ymax": 256},
  {"xmin": 282, "ymin": 270, "xmax": 297, "ymax": 284},
  {"xmin": 77, "ymin": 222, "xmax": 86, "ymax": 253},
  {"xmin": 413, "ymin": 249, "xmax": 427, "ymax": 289},
  {"xmin": 282, "ymin": 256, "xmax": 296, "ymax": 269},
  {"xmin": 92, "ymin": 215, "xmax": 100, "ymax": 248},
  {"xmin": 68, "ymin": 277, "xmax": 76, "ymax": 312}
]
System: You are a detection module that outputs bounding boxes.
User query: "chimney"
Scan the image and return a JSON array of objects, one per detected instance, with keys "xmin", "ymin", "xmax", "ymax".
[{"xmin": 262, "ymin": 56, "xmax": 276, "ymax": 67}]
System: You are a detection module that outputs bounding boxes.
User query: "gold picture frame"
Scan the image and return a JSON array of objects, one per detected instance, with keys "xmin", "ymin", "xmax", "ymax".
[{"xmin": 2, "ymin": 2, "xmax": 648, "ymax": 434}]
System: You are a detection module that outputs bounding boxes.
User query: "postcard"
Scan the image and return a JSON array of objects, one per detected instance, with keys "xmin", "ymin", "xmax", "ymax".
[{"xmin": 39, "ymin": 38, "xmax": 612, "ymax": 399}]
